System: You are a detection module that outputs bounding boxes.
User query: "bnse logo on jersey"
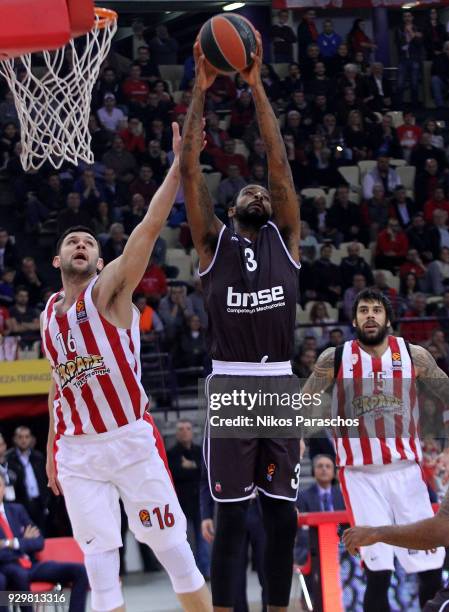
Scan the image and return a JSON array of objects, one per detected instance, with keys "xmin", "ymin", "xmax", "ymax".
[{"xmin": 226, "ymin": 285, "xmax": 285, "ymax": 313}]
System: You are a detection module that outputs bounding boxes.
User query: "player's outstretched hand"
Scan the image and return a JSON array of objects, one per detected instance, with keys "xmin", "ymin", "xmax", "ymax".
[
  {"xmin": 46, "ymin": 454, "xmax": 63, "ymax": 496},
  {"xmin": 239, "ymin": 31, "xmax": 263, "ymax": 88},
  {"xmin": 172, "ymin": 122, "xmax": 182, "ymax": 159},
  {"xmin": 201, "ymin": 518, "xmax": 215, "ymax": 543},
  {"xmin": 193, "ymin": 41, "xmax": 219, "ymax": 92},
  {"xmin": 342, "ymin": 526, "xmax": 378, "ymax": 555}
]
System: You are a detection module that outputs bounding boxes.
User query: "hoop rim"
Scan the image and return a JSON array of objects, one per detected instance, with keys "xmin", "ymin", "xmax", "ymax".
[{"xmin": 94, "ymin": 7, "xmax": 117, "ymax": 29}]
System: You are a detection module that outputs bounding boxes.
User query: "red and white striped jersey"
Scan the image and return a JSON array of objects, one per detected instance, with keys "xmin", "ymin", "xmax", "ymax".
[
  {"xmin": 42, "ymin": 276, "xmax": 148, "ymax": 436},
  {"xmin": 332, "ymin": 336, "xmax": 421, "ymax": 467}
]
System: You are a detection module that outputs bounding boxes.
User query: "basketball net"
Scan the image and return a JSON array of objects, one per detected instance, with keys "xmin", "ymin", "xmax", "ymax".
[{"xmin": 0, "ymin": 8, "xmax": 117, "ymax": 171}]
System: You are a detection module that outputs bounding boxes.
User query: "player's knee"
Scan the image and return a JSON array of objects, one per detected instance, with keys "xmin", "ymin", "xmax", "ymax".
[
  {"xmin": 216, "ymin": 500, "xmax": 249, "ymax": 536},
  {"xmin": 84, "ymin": 549, "xmax": 124, "ymax": 611},
  {"xmin": 154, "ymin": 541, "xmax": 205, "ymax": 594},
  {"xmin": 260, "ymin": 495, "xmax": 297, "ymax": 540}
]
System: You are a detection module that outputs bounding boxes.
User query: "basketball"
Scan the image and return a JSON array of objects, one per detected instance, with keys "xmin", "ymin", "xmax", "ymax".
[{"xmin": 199, "ymin": 14, "xmax": 257, "ymax": 73}]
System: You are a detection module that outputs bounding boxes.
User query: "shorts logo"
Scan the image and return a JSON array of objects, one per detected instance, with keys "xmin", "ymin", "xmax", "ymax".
[
  {"xmin": 215, "ymin": 482, "xmax": 222, "ymax": 493},
  {"xmin": 392, "ymin": 352, "xmax": 402, "ymax": 368},
  {"xmin": 266, "ymin": 463, "xmax": 276, "ymax": 482},
  {"xmin": 139, "ymin": 509, "xmax": 152, "ymax": 527},
  {"xmin": 76, "ymin": 299, "xmax": 88, "ymax": 323}
]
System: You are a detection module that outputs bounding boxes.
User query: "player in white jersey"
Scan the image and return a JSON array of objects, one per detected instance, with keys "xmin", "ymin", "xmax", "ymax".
[
  {"xmin": 303, "ymin": 288, "xmax": 446, "ymax": 612},
  {"xmin": 41, "ymin": 123, "xmax": 212, "ymax": 612}
]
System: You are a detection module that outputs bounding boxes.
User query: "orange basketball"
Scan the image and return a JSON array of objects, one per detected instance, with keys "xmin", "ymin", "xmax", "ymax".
[{"xmin": 199, "ymin": 14, "xmax": 257, "ymax": 73}]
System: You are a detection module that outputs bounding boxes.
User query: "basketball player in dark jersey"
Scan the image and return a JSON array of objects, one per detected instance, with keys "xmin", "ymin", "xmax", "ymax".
[{"xmin": 180, "ymin": 34, "xmax": 300, "ymax": 612}]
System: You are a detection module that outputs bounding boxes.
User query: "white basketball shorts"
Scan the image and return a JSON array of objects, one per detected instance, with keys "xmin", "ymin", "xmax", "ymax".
[
  {"xmin": 55, "ymin": 418, "xmax": 187, "ymax": 555},
  {"xmin": 340, "ymin": 460, "xmax": 445, "ymax": 573}
]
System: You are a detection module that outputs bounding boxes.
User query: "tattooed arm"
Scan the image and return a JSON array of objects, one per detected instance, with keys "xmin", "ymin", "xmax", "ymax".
[
  {"xmin": 180, "ymin": 42, "xmax": 223, "ymax": 272},
  {"xmin": 239, "ymin": 33, "xmax": 300, "ymax": 262},
  {"xmin": 302, "ymin": 347, "xmax": 336, "ymax": 396},
  {"xmin": 343, "ymin": 489, "xmax": 449, "ymax": 553},
  {"xmin": 410, "ymin": 344, "xmax": 449, "ymax": 426}
]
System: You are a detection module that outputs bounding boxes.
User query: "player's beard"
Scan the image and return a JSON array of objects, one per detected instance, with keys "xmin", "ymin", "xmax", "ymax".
[
  {"xmin": 355, "ymin": 322, "xmax": 389, "ymax": 346},
  {"xmin": 234, "ymin": 206, "xmax": 270, "ymax": 229},
  {"xmin": 60, "ymin": 258, "xmax": 98, "ymax": 281}
]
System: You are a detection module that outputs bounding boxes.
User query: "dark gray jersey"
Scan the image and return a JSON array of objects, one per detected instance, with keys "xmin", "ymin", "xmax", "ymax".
[{"xmin": 200, "ymin": 221, "xmax": 300, "ymax": 362}]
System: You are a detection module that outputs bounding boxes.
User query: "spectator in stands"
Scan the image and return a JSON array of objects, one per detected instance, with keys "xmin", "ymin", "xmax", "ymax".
[
  {"xmin": 399, "ymin": 248, "xmax": 427, "ymax": 283},
  {"xmin": 307, "ymin": 301, "xmax": 337, "ymax": 348},
  {"xmin": 375, "ymin": 217, "xmax": 409, "ymax": 271},
  {"xmin": 305, "ymin": 62, "xmax": 331, "ymax": 99},
  {"xmin": 311, "ymin": 244, "xmax": 341, "ymax": 306},
  {"xmin": 247, "ymin": 138, "xmax": 267, "ymax": 171},
  {"xmin": 414, "ymin": 158, "xmax": 442, "ymax": 207},
  {"xmin": 337, "ymin": 63, "xmax": 364, "ymax": 98},
  {"xmin": 303, "ymin": 195, "xmax": 336, "ymax": 244},
  {"xmin": 317, "ymin": 113, "xmax": 344, "ymax": 152},
  {"xmin": 323, "ymin": 328, "xmax": 345, "ymax": 351},
  {"xmin": 362, "ymin": 62, "xmax": 392, "ymax": 112},
  {"xmin": 424, "ymin": 186, "xmax": 449, "ymax": 223},
  {"xmin": 362, "ymin": 184, "xmax": 391, "ymax": 241},
  {"xmin": 317, "ymin": 19, "xmax": 341, "ymax": 59},
  {"xmin": 0, "ymin": 228, "xmax": 18, "ymax": 274},
  {"xmin": 347, "ymin": 18, "xmax": 376, "ymax": 61},
  {"xmin": 115, "ymin": 18, "xmax": 150, "ymax": 60},
  {"xmin": 407, "ymin": 212, "xmax": 434, "ymax": 262},
  {"xmin": 271, "ymin": 10, "xmax": 297, "ymax": 63},
  {"xmin": 302, "ymin": 43, "xmax": 322, "ymax": 83},
  {"xmin": 88, "ymin": 114, "xmax": 112, "ymax": 159},
  {"xmin": 363, "ymin": 155, "xmax": 401, "ymax": 200},
  {"xmin": 119, "ymin": 117, "xmax": 146, "ymax": 155},
  {"xmin": 167, "ymin": 420, "xmax": 209, "ymax": 579},
  {"xmin": 205, "ymin": 111, "xmax": 228, "ymax": 157},
  {"xmin": 5, "ymin": 427, "xmax": 48, "ymax": 532},
  {"xmin": 371, "ymin": 114, "xmax": 402, "ymax": 158},
  {"xmin": 300, "ymin": 220, "xmax": 319, "ymax": 263},
  {"xmin": 401, "ymin": 293, "xmax": 440, "ymax": 343},
  {"xmin": 176, "ymin": 314, "xmax": 207, "ymax": 369},
  {"xmin": 327, "ymin": 185, "xmax": 364, "ymax": 243},
  {"xmin": 423, "ymin": 8, "xmax": 448, "ymax": 60},
  {"xmin": 91, "ymin": 201, "xmax": 114, "ymax": 241},
  {"xmin": 74, "ymin": 168, "xmax": 103, "ymax": 212},
  {"xmin": 140, "ymin": 139, "xmax": 170, "ymax": 183},
  {"xmin": 0, "ymin": 267, "xmax": 15, "ymax": 305},
  {"xmin": 135, "ymin": 254, "xmax": 168, "ymax": 303},
  {"xmin": 248, "ymin": 163, "xmax": 267, "ymax": 189},
  {"xmin": 297, "ymin": 10, "xmax": 318, "ymax": 62},
  {"xmin": 326, "ymin": 42, "xmax": 350, "ymax": 78},
  {"xmin": 123, "ymin": 193, "xmax": 146, "ymax": 235},
  {"xmin": 428, "ymin": 207, "xmax": 449, "ymax": 261},
  {"xmin": 398, "ymin": 272, "xmax": 420, "ymax": 315},
  {"xmin": 14, "ymin": 258, "xmax": 44, "ymax": 308},
  {"xmin": 0, "ymin": 471, "xmax": 89, "ymax": 610},
  {"xmin": 38, "ymin": 173, "xmax": 65, "ymax": 213},
  {"xmin": 229, "ymin": 91, "xmax": 255, "ymax": 139},
  {"xmin": 436, "ymin": 290, "xmax": 449, "ymax": 340},
  {"xmin": 431, "ymin": 40, "xmax": 449, "ymax": 108},
  {"xmin": 410, "ymin": 132, "xmax": 447, "ymax": 174},
  {"xmin": 97, "ymin": 93, "xmax": 126, "ymax": 133},
  {"xmin": 102, "ymin": 135, "xmax": 137, "ymax": 183},
  {"xmin": 260, "ymin": 63, "xmax": 282, "ymax": 102},
  {"xmin": 395, "ymin": 11, "xmax": 424, "ymax": 106},
  {"xmin": 101, "ymin": 166, "xmax": 128, "ymax": 212},
  {"xmin": 57, "ymin": 193, "xmax": 93, "ymax": 235},
  {"xmin": 101, "ymin": 222, "xmax": 127, "ymax": 265},
  {"xmin": 206, "ymin": 73, "xmax": 236, "ymax": 111},
  {"xmin": 373, "ymin": 271, "xmax": 399, "ymax": 314},
  {"xmin": 214, "ymin": 139, "xmax": 248, "ymax": 179},
  {"xmin": 7, "ymin": 287, "xmax": 40, "ymax": 345},
  {"xmin": 282, "ymin": 111, "xmax": 308, "ymax": 148},
  {"xmin": 342, "ymin": 108, "xmax": 369, "ymax": 161},
  {"xmin": 159, "ymin": 284, "xmax": 193, "ymax": 342},
  {"xmin": 147, "ymin": 117, "xmax": 172, "ymax": 152},
  {"xmin": 189, "ymin": 274, "xmax": 207, "ymax": 330},
  {"xmin": 121, "ymin": 64, "xmax": 150, "ymax": 108},
  {"xmin": 281, "ymin": 63, "xmax": 305, "ymax": 98},
  {"xmin": 343, "ymin": 273, "xmax": 367, "ymax": 321},
  {"xmin": 389, "ymin": 185, "xmax": 415, "ymax": 229},
  {"xmin": 340, "ymin": 242, "xmax": 374, "ymax": 290},
  {"xmin": 134, "ymin": 293, "xmax": 163, "ymax": 340},
  {"xmin": 423, "ymin": 118, "xmax": 445, "ymax": 150},
  {"xmin": 295, "ymin": 453, "xmax": 345, "ymax": 603},
  {"xmin": 426, "ymin": 247, "xmax": 449, "ymax": 295},
  {"xmin": 216, "ymin": 165, "xmax": 247, "ymax": 212},
  {"xmin": 293, "ymin": 348, "xmax": 317, "ymax": 378},
  {"xmin": 94, "ymin": 67, "xmax": 123, "ymax": 109},
  {"xmin": 0, "ymin": 91, "xmax": 18, "ymax": 128},
  {"xmin": 135, "ymin": 45, "xmax": 161, "ymax": 85},
  {"xmin": 397, "ymin": 110, "xmax": 422, "ymax": 161},
  {"xmin": 129, "ymin": 165, "xmax": 158, "ymax": 203},
  {"xmin": 149, "ymin": 25, "xmax": 178, "ymax": 65}
]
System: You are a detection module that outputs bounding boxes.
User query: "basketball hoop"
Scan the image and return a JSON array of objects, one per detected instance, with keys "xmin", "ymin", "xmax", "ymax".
[{"xmin": 0, "ymin": 7, "xmax": 117, "ymax": 171}]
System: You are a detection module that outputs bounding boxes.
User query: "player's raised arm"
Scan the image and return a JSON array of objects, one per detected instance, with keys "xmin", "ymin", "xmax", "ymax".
[
  {"xmin": 180, "ymin": 42, "xmax": 223, "ymax": 271},
  {"xmin": 410, "ymin": 343, "xmax": 449, "ymax": 430},
  {"xmin": 239, "ymin": 32, "xmax": 300, "ymax": 261},
  {"xmin": 95, "ymin": 122, "xmax": 182, "ymax": 300},
  {"xmin": 301, "ymin": 347, "xmax": 336, "ymax": 395}
]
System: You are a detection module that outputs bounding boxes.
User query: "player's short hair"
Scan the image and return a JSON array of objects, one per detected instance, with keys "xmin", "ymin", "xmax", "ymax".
[
  {"xmin": 352, "ymin": 289, "xmax": 393, "ymax": 323},
  {"xmin": 56, "ymin": 226, "xmax": 101, "ymax": 256}
]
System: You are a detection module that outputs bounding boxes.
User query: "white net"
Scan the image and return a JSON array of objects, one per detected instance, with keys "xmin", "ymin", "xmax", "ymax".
[{"xmin": 0, "ymin": 9, "xmax": 117, "ymax": 171}]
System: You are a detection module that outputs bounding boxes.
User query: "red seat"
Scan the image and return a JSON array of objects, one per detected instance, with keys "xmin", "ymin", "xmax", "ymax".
[{"xmin": 35, "ymin": 538, "xmax": 84, "ymax": 564}]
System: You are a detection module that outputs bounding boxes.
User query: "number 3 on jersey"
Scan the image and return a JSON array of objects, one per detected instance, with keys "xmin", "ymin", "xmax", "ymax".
[{"xmin": 244, "ymin": 248, "xmax": 258, "ymax": 272}]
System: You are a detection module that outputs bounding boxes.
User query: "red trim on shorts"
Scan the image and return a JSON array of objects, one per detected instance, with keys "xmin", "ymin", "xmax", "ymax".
[{"xmin": 143, "ymin": 412, "xmax": 174, "ymax": 486}]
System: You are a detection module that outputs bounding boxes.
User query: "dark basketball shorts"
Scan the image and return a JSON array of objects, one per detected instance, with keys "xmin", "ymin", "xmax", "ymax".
[{"xmin": 203, "ymin": 373, "xmax": 301, "ymax": 502}]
